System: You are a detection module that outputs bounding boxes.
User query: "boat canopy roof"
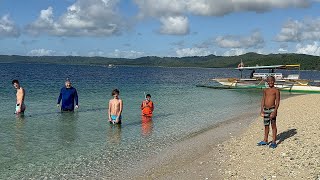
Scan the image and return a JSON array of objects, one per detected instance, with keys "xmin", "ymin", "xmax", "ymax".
[{"xmin": 236, "ymin": 64, "xmax": 300, "ymax": 70}]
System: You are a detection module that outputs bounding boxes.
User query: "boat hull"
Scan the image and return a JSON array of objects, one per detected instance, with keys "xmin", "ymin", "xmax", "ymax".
[{"xmin": 212, "ymin": 78, "xmax": 320, "ymax": 93}]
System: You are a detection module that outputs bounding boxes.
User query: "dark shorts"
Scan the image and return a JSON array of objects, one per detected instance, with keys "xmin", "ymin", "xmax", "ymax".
[{"xmin": 263, "ymin": 107, "xmax": 276, "ymax": 126}]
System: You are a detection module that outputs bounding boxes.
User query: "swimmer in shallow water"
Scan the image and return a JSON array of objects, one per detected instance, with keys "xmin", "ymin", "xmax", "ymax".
[
  {"xmin": 141, "ymin": 94, "xmax": 154, "ymax": 117},
  {"xmin": 108, "ymin": 89, "xmax": 123, "ymax": 124},
  {"xmin": 12, "ymin": 80, "xmax": 26, "ymax": 115},
  {"xmin": 57, "ymin": 79, "xmax": 79, "ymax": 112}
]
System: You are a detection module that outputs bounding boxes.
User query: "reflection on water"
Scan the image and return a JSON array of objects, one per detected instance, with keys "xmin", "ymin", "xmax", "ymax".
[
  {"xmin": 141, "ymin": 116, "xmax": 153, "ymax": 137},
  {"xmin": 15, "ymin": 115, "xmax": 26, "ymax": 152},
  {"xmin": 107, "ymin": 124, "xmax": 122, "ymax": 144},
  {"xmin": 58, "ymin": 112, "xmax": 78, "ymax": 147}
]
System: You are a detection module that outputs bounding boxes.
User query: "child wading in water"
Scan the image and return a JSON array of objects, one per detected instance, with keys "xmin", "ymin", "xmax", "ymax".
[
  {"xmin": 258, "ymin": 76, "xmax": 280, "ymax": 148},
  {"xmin": 108, "ymin": 89, "xmax": 123, "ymax": 124},
  {"xmin": 141, "ymin": 94, "xmax": 154, "ymax": 117}
]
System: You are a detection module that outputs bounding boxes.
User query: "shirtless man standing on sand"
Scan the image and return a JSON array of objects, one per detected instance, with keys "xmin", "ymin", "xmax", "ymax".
[
  {"xmin": 12, "ymin": 80, "xmax": 26, "ymax": 115},
  {"xmin": 108, "ymin": 89, "xmax": 123, "ymax": 124},
  {"xmin": 258, "ymin": 76, "xmax": 280, "ymax": 149}
]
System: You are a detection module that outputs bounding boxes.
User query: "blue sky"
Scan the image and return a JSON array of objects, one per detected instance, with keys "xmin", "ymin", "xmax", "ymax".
[{"xmin": 1, "ymin": 0, "xmax": 320, "ymax": 58}]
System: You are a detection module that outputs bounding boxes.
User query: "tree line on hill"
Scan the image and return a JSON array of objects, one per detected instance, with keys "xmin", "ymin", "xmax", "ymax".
[{"xmin": 1, "ymin": 52, "xmax": 320, "ymax": 70}]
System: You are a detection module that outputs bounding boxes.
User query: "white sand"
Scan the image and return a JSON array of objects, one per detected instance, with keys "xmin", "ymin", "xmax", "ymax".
[{"xmin": 221, "ymin": 94, "xmax": 320, "ymax": 179}]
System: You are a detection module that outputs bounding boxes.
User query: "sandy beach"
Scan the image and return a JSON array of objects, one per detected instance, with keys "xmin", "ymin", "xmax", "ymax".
[
  {"xmin": 221, "ymin": 94, "xmax": 320, "ymax": 179},
  {"xmin": 127, "ymin": 94, "xmax": 320, "ymax": 180}
]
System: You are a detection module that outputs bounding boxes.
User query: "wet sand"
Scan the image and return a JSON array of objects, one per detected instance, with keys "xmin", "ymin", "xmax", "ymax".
[
  {"xmin": 124, "ymin": 94, "xmax": 319, "ymax": 179},
  {"xmin": 124, "ymin": 111, "xmax": 260, "ymax": 179}
]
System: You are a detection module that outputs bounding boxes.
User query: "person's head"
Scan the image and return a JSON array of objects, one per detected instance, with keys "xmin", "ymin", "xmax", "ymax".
[
  {"xmin": 65, "ymin": 79, "xmax": 72, "ymax": 88},
  {"xmin": 146, "ymin": 94, "xmax": 151, "ymax": 101},
  {"xmin": 112, "ymin": 89, "xmax": 120, "ymax": 98},
  {"xmin": 12, "ymin": 79, "xmax": 20, "ymax": 89},
  {"xmin": 266, "ymin": 76, "xmax": 275, "ymax": 87}
]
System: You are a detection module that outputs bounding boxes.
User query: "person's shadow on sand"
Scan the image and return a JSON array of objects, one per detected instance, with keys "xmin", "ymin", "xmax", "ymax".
[{"xmin": 276, "ymin": 128, "xmax": 297, "ymax": 145}]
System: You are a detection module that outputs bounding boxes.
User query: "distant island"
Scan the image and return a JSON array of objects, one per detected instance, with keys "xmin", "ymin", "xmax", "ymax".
[{"xmin": 1, "ymin": 53, "xmax": 320, "ymax": 70}]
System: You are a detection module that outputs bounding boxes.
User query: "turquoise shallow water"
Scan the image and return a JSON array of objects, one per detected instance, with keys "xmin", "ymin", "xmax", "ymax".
[{"xmin": 0, "ymin": 63, "xmax": 319, "ymax": 179}]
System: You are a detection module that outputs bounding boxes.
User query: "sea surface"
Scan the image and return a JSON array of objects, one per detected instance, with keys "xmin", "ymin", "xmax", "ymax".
[{"xmin": 1, "ymin": 63, "xmax": 320, "ymax": 179}]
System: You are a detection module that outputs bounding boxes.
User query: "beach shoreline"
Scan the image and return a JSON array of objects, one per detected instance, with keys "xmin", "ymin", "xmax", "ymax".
[
  {"xmin": 122, "ymin": 109, "xmax": 261, "ymax": 179},
  {"xmin": 123, "ymin": 94, "xmax": 319, "ymax": 179}
]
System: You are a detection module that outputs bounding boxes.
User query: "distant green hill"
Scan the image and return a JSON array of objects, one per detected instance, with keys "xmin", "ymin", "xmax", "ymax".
[{"xmin": 1, "ymin": 53, "xmax": 320, "ymax": 70}]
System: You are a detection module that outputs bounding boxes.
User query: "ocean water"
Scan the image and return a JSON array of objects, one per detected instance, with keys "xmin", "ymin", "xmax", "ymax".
[{"xmin": 0, "ymin": 63, "xmax": 319, "ymax": 179}]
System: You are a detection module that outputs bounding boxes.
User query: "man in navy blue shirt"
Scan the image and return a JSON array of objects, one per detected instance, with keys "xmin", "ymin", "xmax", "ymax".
[{"xmin": 57, "ymin": 79, "xmax": 79, "ymax": 111}]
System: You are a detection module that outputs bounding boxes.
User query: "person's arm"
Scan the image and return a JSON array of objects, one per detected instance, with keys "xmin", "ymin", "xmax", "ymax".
[
  {"xmin": 150, "ymin": 101, "xmax": 154, "ymax": 112},
  {"xmin": 116, "ymin": 100, "xmax": 123, "ymax": 123},
  {"xmin": 57, "ymin": 88, "xmax": 62, "ymax": 106},
  {"xmin": 272, "ymin": 89, "xmax": 280, "ymax": 117},
  {"xmin": 141, "ymin": 101, "xmax": 144, "ymax": 110},
  {"xmin": 17, "ymin": 88, "xmax": 25, "ymax": 113},
  {"xmin": 260, "ymin": 90, "xmax": 265, "ymax": 117},
  {"xmin": 74, "ymin": 89, "xmax": 79, "ymax": 108},
  {"xmin": 118, "ymin": 100, "xmax": 123, "ymax": 116},
  {"xmin": 108, "ymin": 100, "xmax": 112, "ymax": 122}
]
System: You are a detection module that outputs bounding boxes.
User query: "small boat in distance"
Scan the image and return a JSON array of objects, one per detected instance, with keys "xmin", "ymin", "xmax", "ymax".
[
  {"xmin": 107, "ymin": 64, "xmax": 115, "ymax": 68},
  {"xmin": 199, "ymin": 63, "xmax": 320, "ymax": 93}
]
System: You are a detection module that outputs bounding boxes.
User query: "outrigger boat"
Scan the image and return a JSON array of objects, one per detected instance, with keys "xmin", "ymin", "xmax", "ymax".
[{"xmin": 200, "ymin": 64, "xmax": 320, "ymax": 93}]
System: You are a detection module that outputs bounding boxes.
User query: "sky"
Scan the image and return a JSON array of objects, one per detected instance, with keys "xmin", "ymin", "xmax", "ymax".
[{"xmin": 1, "ymin": 0, "xmax": 320, "ymax": 58}]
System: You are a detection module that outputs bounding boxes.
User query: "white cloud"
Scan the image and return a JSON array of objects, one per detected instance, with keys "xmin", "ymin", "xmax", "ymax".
[
  {"xmin": 278, "ymin": 48, "xmax": 288, "ymax": 52},
  {"xmin": 256, "ymin": 49, "xmax": 268, "ymax": 55},
  {"xmin": 25, "ymin": 0, "xmax": 312, "ymax": 37},
  {"xmin": 186, "ymin": 0, "xmax": 310, "ymax": 16},
  {"xmin": 134, "ymin": 0, "xmax": 310, "ymax": 17},
  {"xmin": 0, "ymin": 15, "xmax": 20, "ymax": 38},
  {"xmin": 223, "ymin": 48, "xmax": 246, "ymax": 56},
  {"xmin": 26, "ymin": 7, "xmax": 57, "ymax": 35},
  {"xmin": 134, "ymin": 0, "xmax": 310, "ymax": 35},
  {"xmin": 295, "ymin": 42, "xmax": 320, "ymax": 56},
  {"xmin": 134, "ymin": 0, "xmax": 186, "ymax": 18},
  {"xmin": 108, "ymin": 49, "xmax": 145, "ymax": 58},
  {"xmin": 176, "ymin": 47, "xmax": 211, "ymax": 57},
  {"xmin": 159, "ymin": 16, "xmax": 189, "ymax": 35},
  {"xmin": 276, "ymin": 17, "xmax": 320, "ymax": 42},
  {"xmin": 26, "ymin": 0, "xmax": 124, "ymax": 36},
  {"xmin": 28, "ymin": 49, "xmax": 55, "ymax": 56},
  {"xmin": 216, "ymin": 31, "xmax": 264, "ymax": 49}
]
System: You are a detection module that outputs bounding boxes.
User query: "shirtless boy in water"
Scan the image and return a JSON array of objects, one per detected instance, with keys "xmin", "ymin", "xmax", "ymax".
[
  {"xmin": 108, "ymin": 89, "xmax": 123, "ymax": 124},
  {"xmin": 12, "ymin": 80, "xmax": 26, "ymax": 115},
  {"xmin": 258, "ymin": 76, "xmax": 280, "ymax": 148}
]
